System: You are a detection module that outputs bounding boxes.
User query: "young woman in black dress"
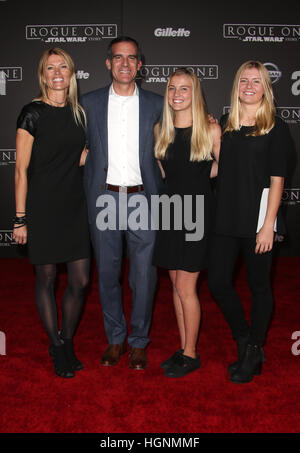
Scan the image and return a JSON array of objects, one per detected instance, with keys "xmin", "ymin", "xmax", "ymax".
[
  {"xmin": 208, "ymin": 61, "xmax": 293, "ymax": 383},
  {"xmin": 13, "ymin": 48, "xmax": 90, "ymax": 378},
  {"xmin": 153, "ymin": 68, "xmax": 221, "ymax": 378}
]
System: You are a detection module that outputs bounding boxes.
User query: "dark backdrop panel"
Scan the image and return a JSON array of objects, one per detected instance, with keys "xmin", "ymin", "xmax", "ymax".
[
  {"xmin": 1, "ymin": 0, "xmax": 299, "ymax": 256},
  {"xmin": 0, "ymin": 0, "xmax": 122, "ymax": 257},
  {"xmin": 124, "ymin": 0, "xmax": 300, "ymax": 255}
]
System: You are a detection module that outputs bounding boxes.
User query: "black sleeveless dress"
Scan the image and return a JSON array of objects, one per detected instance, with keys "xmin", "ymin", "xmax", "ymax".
[
  {"xmin": 17, "ymin": 101, "xmax": 90, "ymax": 265},
  {"xmin": 152, "ymin": 127, "xmax": 214, "ymax": 272}
]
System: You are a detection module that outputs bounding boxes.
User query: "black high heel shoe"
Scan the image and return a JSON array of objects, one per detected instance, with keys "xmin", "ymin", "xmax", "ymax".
[
  {"xmin": 62, "ymin": 338, "xmax": 84, "ymax": 371},
  {"xmin": 230, "ymin": 344, "xmax": 264, "ymax": 384},
  {"xmin": 49, "ymin": 344, "xmax": 75, "ymax": 378},
  {"xmin": 228, "ymin": 336, "xmax": 250, "ymax": 375},
  {"xmin": 228, "ymin": 337, "xmax": 266, "ymax": 375}
]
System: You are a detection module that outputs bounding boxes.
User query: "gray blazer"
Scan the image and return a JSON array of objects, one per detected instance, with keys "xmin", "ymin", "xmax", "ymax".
[{"xmin": 81, "ymin": 84, "xmax": 163, "ymax": 223}]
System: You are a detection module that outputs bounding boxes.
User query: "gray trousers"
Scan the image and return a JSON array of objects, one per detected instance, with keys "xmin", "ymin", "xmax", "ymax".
[{"xmin": 90, "ymin": 190, "xmax": 157, "ymax": 348}]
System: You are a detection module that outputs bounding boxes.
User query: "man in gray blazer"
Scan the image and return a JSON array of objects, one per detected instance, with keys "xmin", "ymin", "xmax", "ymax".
[{"xmin": 81, "ymin": 36, "xmax": 163, "ymax": 370}]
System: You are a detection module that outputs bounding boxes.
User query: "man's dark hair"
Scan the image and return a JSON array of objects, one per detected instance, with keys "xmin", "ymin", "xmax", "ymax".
[{"xmin": 107, "ymin": 36, "xmax": 142, "ymax": 61}]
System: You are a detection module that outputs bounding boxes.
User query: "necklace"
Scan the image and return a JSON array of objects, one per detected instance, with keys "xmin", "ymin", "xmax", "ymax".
[
  {"xmin": 239, "ymin": 122, "xmax": 255, "ymax": 128},
  {"xmin": 240, "ymin": 114, "xmax": 256, "ymax": 127},
  {"xmin": 46, "ymin": 97, "xmax": 66, "ymax": 106}
]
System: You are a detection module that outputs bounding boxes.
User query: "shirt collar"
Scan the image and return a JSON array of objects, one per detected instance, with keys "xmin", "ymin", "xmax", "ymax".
[{"xmin": 109, "ymin": 83, "xmax": 139, "ymax": 98}]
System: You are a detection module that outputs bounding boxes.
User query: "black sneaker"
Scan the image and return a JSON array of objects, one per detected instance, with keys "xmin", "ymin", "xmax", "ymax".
[
  {"xmin": 164, "ymin": 353, "xmax": 201, "ymax": 378},
  {"xmin": 160, "ymin": 349, "xmax": 184, "ymax": 369}
]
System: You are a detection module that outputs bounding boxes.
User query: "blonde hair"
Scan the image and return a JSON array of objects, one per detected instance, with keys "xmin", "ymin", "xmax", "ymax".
[
  {"xmin": 224, "ymin": 60, "xmax": 275, "ymax": 136},
  {"xmin": 34, "ymin": 47, "xmax": 86, "ymax": 127},
  {"xmin": 155, "ymin": 68, "xmax": 212, "ymax": 161}
]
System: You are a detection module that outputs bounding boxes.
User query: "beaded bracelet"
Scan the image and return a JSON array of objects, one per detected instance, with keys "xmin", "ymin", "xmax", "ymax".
[{"xmin": 13, "ymin": 215, "xmax": 27, "ymax": 226}]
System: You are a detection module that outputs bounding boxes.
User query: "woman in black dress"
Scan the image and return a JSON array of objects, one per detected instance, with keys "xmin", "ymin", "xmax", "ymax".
[
  {"xmin": 153, "ymin": 68, "xmax": 221, "ymax": 378},
  {"xmin": 208, "ymin": 61, "xmax": 293, "ymax": 383},
  {"xmin": 13, "ymin": 48, "xmax": 90, "ymax": 379}
]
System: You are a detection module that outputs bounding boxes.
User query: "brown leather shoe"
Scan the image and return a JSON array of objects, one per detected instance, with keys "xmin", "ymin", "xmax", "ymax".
[
  {"xmin": 129, "ymin": 347, "xmax": 148, "ymax": 370},
  {"xmin": 100, "ymin": 343, "xmax": 127, "ymax": 366}
]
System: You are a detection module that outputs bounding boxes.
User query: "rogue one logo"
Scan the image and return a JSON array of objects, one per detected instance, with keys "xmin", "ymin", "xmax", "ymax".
[
  {"xmin": 291, "ymin": 71, "xmax": 300, "ymax": 95},
  {"xmin": 0, "ymin": 149, "xmax": 16, "ymax": 166},
  {"xmin": 0, "ymin": 230, "xmax": 16, "ymax": 247},
  {"xmin": 223, "ymin": 106, "xmax": 300, "ymax": 124},
  {"xmin": 223, "ymin": 24, "xmax": 300, "ymax": 42},
  {"xmin": 138, "ymin": 65, "xmax": 218, "ymax": 83},
  {"xmin": 0, "ymin": 67, "xmax": 22, "ymax": 81},
  {"xmin": 26, "ymin": 24, "xmax": 117, "ymax": 43},
  {"xmin": 276, "ymin": 107, "xmax": 300, "ymax": 124},
  {"xmin": 223, "ymin": 106, "xmax": 230, "ymax": 115},
  {"xmin": 263, "ymin": 62, "xmax": 282, "ymax": 84},
  {"xmin": 154, "ymin": 27, "xmax": 191, "ymax": 37},
  {"xmin": 282, "ymin": 189, "xmax": 300, "ymax": 205},
  {"xmin": 0, "ymin": 67, "xmax": 22, "ymax": 96}
]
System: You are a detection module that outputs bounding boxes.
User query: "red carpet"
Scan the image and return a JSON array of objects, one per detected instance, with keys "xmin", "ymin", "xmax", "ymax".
[{"xmin": 0, "ymin": 257, "xmax": 299, "ymax": 433}]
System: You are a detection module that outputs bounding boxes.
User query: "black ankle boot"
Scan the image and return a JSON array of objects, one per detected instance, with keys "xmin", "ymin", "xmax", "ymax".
[
  {"xmin": 49, "ymin": 344, "xmax": 75, "ymax": 378},
  {"xmin": 230, "ymin": 344, "xmax": 264, "ymax": 384},
  {"xmin": 62, "ymin": 338, "xmax": 84, "ymax": 371},
  {"xmin": 228, "ymin": 336, "xmax": 250, "ymax": 375}
]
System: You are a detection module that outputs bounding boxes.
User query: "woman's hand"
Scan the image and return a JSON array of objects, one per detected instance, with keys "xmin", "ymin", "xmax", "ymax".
[
  {"xmin": 13, "ymin": 224, "xmax": 27, "ymax": 245},
  {"xmin": 208, "ymin": 114, "xmax": 218, "ymax": 124},
  {"xmin": 255, "ymin": 176, "xmax": 284, "ymax": 254},
  {"xmin": 79, "ymin": 147, "xmax": 89, "ymax": 166},
  {"xmin": 255, "ymin": 224, "xmax": 274, "ymax": 254}
]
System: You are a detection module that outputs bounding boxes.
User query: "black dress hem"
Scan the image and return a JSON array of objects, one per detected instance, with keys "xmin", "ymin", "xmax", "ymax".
[{"xmin": 30, "ymin": 252, "xmax": 91, "ymax": 266}]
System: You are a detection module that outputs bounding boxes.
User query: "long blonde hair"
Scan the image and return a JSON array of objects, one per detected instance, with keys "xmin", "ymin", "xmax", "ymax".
[
  {"xmin": 34, "ymin": 47, "xmax": 86, "ymax": 127},
  {"xmin": 155, "ymin": 68, "xmax": 212, "ymax": 161},
  {"xmin": 224, "ymin": 60, "xmax": 275, "ymax": 136}
]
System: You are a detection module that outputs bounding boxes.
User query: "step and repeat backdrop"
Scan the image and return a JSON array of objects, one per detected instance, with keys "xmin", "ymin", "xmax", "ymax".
[{"xmin": 1, "ymin": 0, "xmax": 299, "ymax": 257}]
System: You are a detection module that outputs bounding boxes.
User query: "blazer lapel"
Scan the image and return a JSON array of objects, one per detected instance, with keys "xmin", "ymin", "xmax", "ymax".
[{"xmin": 95, "ymin": 85, "xmax": 110, "ymax": 165}]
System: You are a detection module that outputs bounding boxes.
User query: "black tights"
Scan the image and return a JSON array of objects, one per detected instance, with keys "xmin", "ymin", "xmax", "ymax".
[{"xmin": 35, "ymin": 258, "xmax": 90, "ymax": 346}]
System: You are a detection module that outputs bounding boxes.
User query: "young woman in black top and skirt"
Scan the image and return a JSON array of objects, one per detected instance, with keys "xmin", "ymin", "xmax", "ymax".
[
  {"xmin": 208, "ymin": 61, "xmax": 293, "ymax": 383},
  {"xmin": 153, "ymin": 68, "xmax": 221, "ymax": 377}
]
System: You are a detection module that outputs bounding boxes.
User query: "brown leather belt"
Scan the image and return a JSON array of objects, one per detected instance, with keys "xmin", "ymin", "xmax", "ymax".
[{"xmin": 106, "ymin": 184, "xmax": 144, "ymax": 193}]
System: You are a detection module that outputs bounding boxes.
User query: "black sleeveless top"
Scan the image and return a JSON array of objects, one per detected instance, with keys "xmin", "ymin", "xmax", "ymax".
[{"xmin": 152, "ymin": 127, "xmax": 214, "ymax": 272}]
